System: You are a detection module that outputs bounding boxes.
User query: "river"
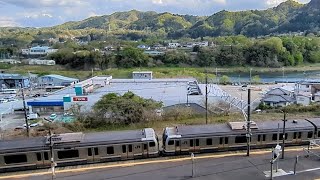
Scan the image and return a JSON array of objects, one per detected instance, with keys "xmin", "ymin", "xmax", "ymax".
[{"xmin": 224, "ymin": 70, "xmax": 320, "ymax": 83}]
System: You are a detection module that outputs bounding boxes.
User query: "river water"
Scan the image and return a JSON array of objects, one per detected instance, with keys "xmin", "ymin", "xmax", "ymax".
[{"xmin": 223, "ymin": 70, "xmax": 320, "ymax": 83}]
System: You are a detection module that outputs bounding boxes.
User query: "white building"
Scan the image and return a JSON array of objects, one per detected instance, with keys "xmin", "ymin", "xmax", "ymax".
[
  {"xmin": 29, "ymin": 59, "xmax": 56, "ymax": 66},
  {"xmin": 168, "ymin": 43, "xmax": 180, "ymax": 49},
  {"xmin": 132, "ymin": 71, "xmax": 153, "ymax": 80},
  {"xmin": 22, "ymin": 46, "xmax": 58, "ymax": 56},
  {"xmin": 144, "ymin": 51, "xmax": 165, "ymax": 56},
  {"xmin": 296, "ymin": 93, "xmax": 312, "ymax": 106},
  {"xmin": 92, "ymin": 76, "xmax": 112, "ymax": 87}
]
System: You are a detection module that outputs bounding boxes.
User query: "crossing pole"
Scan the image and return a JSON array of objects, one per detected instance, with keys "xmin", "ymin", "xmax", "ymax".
[
  {"xmin": 21, "ymin": 82, "xmax": 29, "ymax": 137},
  {"xmin": 246, "ymin": 88, "xmax": 251, "ymax": 156},
  {"xmin": 205, "ymin": 69, "xmax": 208, "ymax": 124},
  {"xmin": 282, "ymin": 111, "xmax": 287, "ymax": 159}
]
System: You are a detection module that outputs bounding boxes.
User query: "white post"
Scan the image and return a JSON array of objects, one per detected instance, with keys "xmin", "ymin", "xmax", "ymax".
[{"xmin": 191, "ymin": 153, "xmax": 195, "ymax": 178}]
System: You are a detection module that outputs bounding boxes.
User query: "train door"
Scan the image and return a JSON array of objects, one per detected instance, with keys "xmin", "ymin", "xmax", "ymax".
[
  {"xmin": 189, "ymin": 139, "xmax": 194, "ymax": 152},
  {"xmin": 194, "ymin": 139, "xmax": 200, "ymax": 152},
  {"xmin": 121, "ymin": 144, "xmax": 134, "ymax": 160},
  {"xmin": 175, "ymin": 140, "xmax": 181, "ymax": 154},
  {"xmin": 36, "ymin": 151, "xmax": 51, "ymax": 167},
  {"xmin": 218, "ymin": 137, "xmax": 229, "ymax": 148},
  {"xmin": 93, "ymin": 147, "xmax": 100, "ymax": 162},
  {"xmin": 142, "ymin": 143, "xmax": 148, "ymax": 158},
  {"xmin": 87, "ymin": 148, "xmax": 94, "ymax": 163},
  {"xmin": 256, "ymin": 134, "xmax": 266, "ymax": 146},
  {"xmin": 292, "ymin": 132, "xmax": 302, "ymax": 143}
]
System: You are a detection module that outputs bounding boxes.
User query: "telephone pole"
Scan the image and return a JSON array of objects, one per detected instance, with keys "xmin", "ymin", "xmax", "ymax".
[
  {"xmin": 21, "ymin": 82, "xmax": 29, "ymax": 137},
  {"xmin": 282, "ymin": 111, "xmax": 287, "ymax": 159},
  {"xmin": 246, "ymin": 88, "xmax": 251, "ymax": 156},
  {"xmin": 205, "ymin": 69, "xmax": 208, "ymax": 124}
]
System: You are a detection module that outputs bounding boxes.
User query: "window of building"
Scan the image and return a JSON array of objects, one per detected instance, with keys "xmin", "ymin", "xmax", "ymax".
[
  {"xmin": 58, "ymin": 150, "xmax": 79, "ymax": 159},
  {"xmin": 149, "ymin": 142, "xmax": 156, "ymax": 147},
  {"xmin": 128, "ymin": 145, "xmax": 132, "ymax": 152},
  {"xmin": 94, "ymin": 148, "xmax": 99, "ymax": 155},
  {"xmin": 196, "ymin": 139, "xmax": 199, "ymax": 146},
  {"xmin": 235, "ymin": 136, "xmax": 247, "ymax": 143},
  {"xmin": 190, "ymin": 139, "xmax": 194, "ymax": 147},
  {"xmin": 44, "ymin": 152, "xmax": 49, "ymax": 160},
  {"xmin": 4, "ymin": 154, "xmax": 27, "ymax": 164},
  {"xmin": 88, "ymin": 148, "xmax": 92, "ymax": 156},
  {"xmin": 122, "ymin": 145, "xmax": 127, "ymax": 153},
  {"xmin": 107, "ymin": 147, "xmax": 114, "ymax": 154},
  {"xmin": 219, "ymin": 137, "xmax": 223, "ymax": 145},
  {"xmin": 225, "ymin": 137, "xmax": 229, "ymax": 144},
  {"xmin": 206, "ymin": 138, "xmax": 213, "ymax": 145},
  {"xmin": 308, "ymin": 131, "xmax": 313, "ymax": 138},
  {"xmin": 36, "ymin": 153, "xmax": 42, "ymax": 161}
]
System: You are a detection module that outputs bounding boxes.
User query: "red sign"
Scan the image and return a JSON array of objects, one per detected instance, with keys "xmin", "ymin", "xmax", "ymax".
[{"xmin": 73, "ymin": 97, "xmax": 88, "ymax": 101}]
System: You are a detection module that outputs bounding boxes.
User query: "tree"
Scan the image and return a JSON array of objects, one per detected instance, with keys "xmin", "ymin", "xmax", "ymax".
[
  {"xmin": 252, "ymin": 75, "xmax": 261, "ymax": 84},
  {"xmin": 220, "ymin": 75, "xmax": 230, "ymax": 85}
]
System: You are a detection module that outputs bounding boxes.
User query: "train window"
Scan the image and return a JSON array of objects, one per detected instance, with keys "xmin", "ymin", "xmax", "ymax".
[
  {"xmin": 144, "ymin": 144, "xmax": 147, "ymax": 150},
  {"xmin": 176, "ymin": 141, "xmax": 180, "ymax": 147},
  {"xmin": 168, "ymin": 140, "xmax": 174, "ymax": 145},
  {"xmin": 294, "ymin": 132, "xmax": 297, "ymax": 139},
  {"xmin": 318, "ymin": 131, "xmax": 320, "ymax": 137},
  {"xmin": 219, "ymin": 137, "xmax": 223, "ymax": 145},
  {"xmin": 235, "ymin": 136, "xmax": 247, "ymax": 143},
  {"xmin": 4, "ymin": 154, "xmax": 27, "ymax": 164},
  {"xmin": 135, "ymin": 145, "xmax": 141, "ymax": 149},
  {"xmin": 44, "ymin": 152, "xmax": 49, "ymax": 160},
  {"xmin": 122, "ymin": 145, "xmax": 127, "ymax": 153},
  {"xmin": 149, "ymin": 142, "xmax": 156, "ymax": 147},
  {"xmin": 272, "ymin": 134, "xmax": 278, "ymax": 141},
  {"xmin": 88, "ymin": 148, "xmax": 92, "ymax": 156},
  {"xmin": 107, "ymin": 147, "xmax": 114, "ymax": 154},
  {"xmin": 206, "ymin": 138, "xmax": 213, "ymax": 145},
  {"xmin": 263, "ymin": 135, "xmax": 266, "ymax": 141},
  {"xmin": 58, "ymin": 150, "xmax": 79, "ymax": 159},
  {"xmin": 298, "ymin": 132, "xmax": 302, "ymax": 139},
  {"xmin": 36, "ymin": 153, "xmax": 42, "ymax": 161},
  {"xmin": 308, "ymin": 131, "xmax": 313, "ymax": 138},
  {"xmin": 225, "ymin": 137, "xmax": 229, "ymax": 144},
  {"xmin": 128, "ymin": 145, "xmax": 132, "ymax": 152},
  {"xmin": 258, "ymin": 135, "xmax": 261, "ymax": 142},
  {"xmin": 279, "ymin": 133, "xmax": 288, "ymax": 140},
  {"xmin": 190, "ymin": 140, "xmax": 194, "ymax": 147},
  {"xmin": 94, "ymin": 148, "xmax": 99, "ymax": 155},
  {"xmin": 196, "ymin": 139, "xmax": 199, "ymax": 146}
]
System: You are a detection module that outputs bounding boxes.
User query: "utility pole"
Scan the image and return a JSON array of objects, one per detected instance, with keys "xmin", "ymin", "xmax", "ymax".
[
  {"xmin": 282, "ymin": 111, "xmax": 287, "ymax": 159},
  {"xmin": 21, "ymin": 82, "xmax": 29, "ymax": 137},
  {"xmin": 246, "ymin": 88, "xmax": 251, "ymax": 156},
  {"xmin": 249, "ymin": 68, "xmax": 252, "ymax": 86},
  {"xmin": 205, "ymin": 69, "xmax": 208, "ymax": 124}
]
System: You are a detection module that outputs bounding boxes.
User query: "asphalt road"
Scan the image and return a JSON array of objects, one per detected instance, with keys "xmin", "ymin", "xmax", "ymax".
[{"xmin": 1, "ymin": 148, "xmax": 320, "ymax": 180}]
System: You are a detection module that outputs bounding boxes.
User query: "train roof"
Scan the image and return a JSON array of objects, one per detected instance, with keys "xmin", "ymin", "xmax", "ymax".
[
  {"xmin": 0, "ymin": 128, "xmax": 156, "ymax": 154},
  {"xmin": 166, "ymin": 119, "xmax": 316, "ymax": 138}
]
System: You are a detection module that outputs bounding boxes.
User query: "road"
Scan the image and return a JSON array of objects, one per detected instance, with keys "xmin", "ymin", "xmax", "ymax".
[{"xmin": 1, "ymin": 147, "xmax": 320, "ymax": 180}]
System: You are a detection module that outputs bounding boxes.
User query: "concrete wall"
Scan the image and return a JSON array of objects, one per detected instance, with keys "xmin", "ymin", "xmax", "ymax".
[
  {"xmin": 296, "ymin": 96, "xmax": 311, "ymax": 106},
  {"xmin": 132, "ymin": 72, "xmax": 152, "ymax": 80}
]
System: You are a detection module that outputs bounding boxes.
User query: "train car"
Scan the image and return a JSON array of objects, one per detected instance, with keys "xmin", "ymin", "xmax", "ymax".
[
  {"xmin": 0, "ymin": 137, "xmax": 50, "ymax": 173},
  {"xmin": 163, "ymin": 119, "xmax": 316, "ymax": 155},
  {"xmin": 0, "ymin": 128, "xmax": 159, "ymax": 173}
]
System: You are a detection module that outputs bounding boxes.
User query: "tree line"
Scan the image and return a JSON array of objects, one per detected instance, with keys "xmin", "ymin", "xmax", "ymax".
[{"xmin": 48, "ymin": 36, "xmax": 320, "ymax": 69}]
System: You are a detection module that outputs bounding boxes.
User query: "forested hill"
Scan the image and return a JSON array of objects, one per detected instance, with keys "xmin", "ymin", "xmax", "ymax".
[{"xmin": 50, "ymin": 0, "xmax": 320, "ymax": 38}]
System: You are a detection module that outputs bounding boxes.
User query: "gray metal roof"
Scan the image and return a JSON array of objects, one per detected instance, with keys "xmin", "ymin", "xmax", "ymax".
[
  {"xmin": 0, "ymin": 129, "xmax": 155, "ymax": 153},
  {"xmin": 266, "ymin": 88, "xmax": 292, "ymax": 96},
  {"xmin": 262, "ymin": 95, "xmax": 294, "ymax": 103},
  {"xmin": 41, "ymin": 74, "xmax": 79, "ymax": 82},
  {"xmin": 0, "ymin": 73, "xmax": 28, "ymax": 80},
  {"xmin": 169, "ymin": 119, "xmax": 316, "ymax": 138}
]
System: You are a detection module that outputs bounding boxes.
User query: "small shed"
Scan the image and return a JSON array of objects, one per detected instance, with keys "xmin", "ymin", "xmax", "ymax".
[
  {"xmin": 296, "ymin": 93, "xmax": 312, "ymax": 106},
  {"xmin": 132, "ymin": 71, "xmax": 153, "ymax": 80}
]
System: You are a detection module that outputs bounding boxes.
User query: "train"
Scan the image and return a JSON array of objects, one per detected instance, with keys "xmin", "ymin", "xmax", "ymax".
[{"xmin": 1, "ymin": 118, "xmax": 320, "ymax": 173}]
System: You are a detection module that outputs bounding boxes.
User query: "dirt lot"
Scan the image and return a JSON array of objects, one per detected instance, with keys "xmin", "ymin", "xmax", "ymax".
[{"xmin": 219, "ymin": 83, "xmax": 291, "ymax": 107}]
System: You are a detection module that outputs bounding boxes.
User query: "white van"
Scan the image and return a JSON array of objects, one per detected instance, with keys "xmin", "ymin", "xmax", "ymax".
[{"xmin": 27, "ymin": 113, "xmax": 39, "ymax": 120}]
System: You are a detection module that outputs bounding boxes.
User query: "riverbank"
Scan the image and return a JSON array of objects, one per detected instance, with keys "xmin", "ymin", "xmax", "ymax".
[{"xmin": 5, "ymin": 64, "xmax": 320, "ymax": 81}]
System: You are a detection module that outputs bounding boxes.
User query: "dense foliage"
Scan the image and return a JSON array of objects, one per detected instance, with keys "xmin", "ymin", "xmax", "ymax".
[
  {"xmin": 91, "ymin": 92, "xmax": 163, "ymax": 126},
  {"xmin": 47, "ymin": 35, "xmax": 320, "ymax": 69}
]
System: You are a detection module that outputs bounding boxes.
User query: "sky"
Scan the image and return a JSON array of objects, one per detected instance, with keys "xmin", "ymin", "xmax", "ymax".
[{"xmin": 0, "ymin": 0, "xmax": 311, "ymax": 27}]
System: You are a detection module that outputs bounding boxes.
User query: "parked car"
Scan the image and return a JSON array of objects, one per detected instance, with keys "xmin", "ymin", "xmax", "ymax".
[
  {"xmin": 32, "ymin": 94, "xmax": 41, "ymax": 98},
  {"xmin": 27, "ymin": 113, "xmax": 39, "ymax": 120},
  {"xmin": 49, "ymin": 113, "xmax": 57, "ymax": 120}
]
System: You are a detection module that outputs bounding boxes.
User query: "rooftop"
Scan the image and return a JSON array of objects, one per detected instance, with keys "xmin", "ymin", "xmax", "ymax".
[{"xmin": 41, "ymin": 74, "xmax": 79, "ymax": 82}]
